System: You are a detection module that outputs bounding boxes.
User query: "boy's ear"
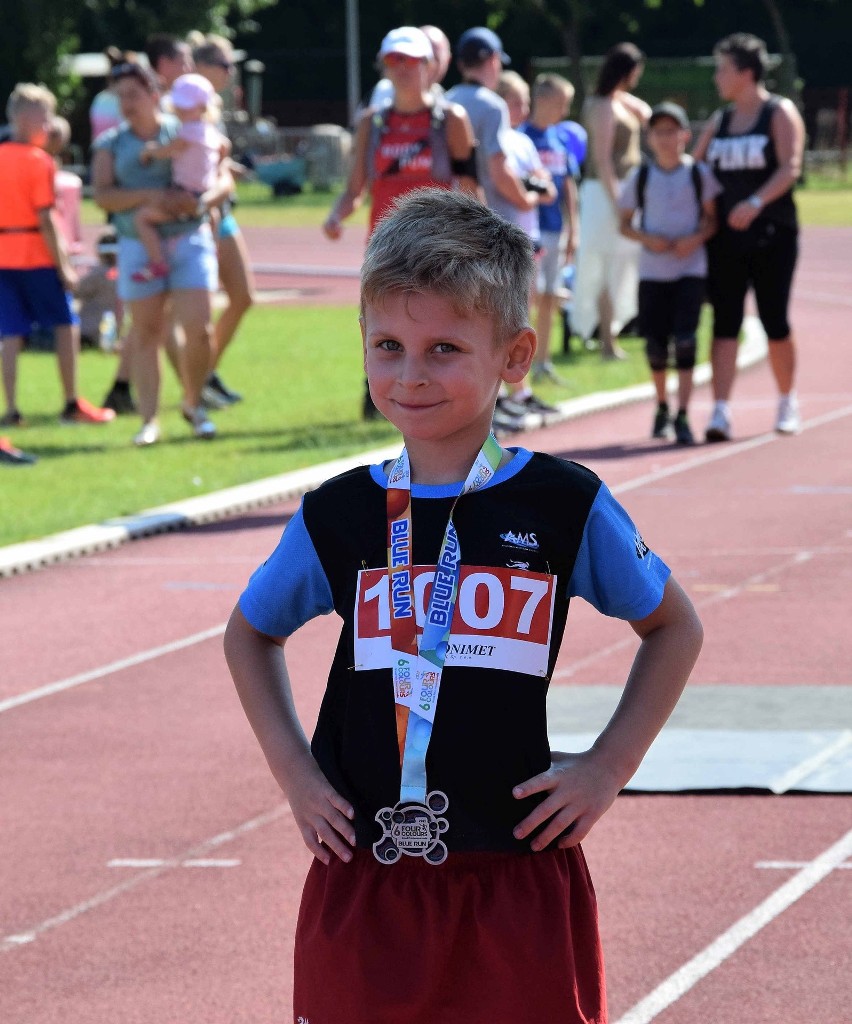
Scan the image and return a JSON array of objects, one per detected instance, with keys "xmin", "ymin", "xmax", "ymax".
[{"xmin": 501, "ymin": 326, "xmax": 536, "ymax": 384}]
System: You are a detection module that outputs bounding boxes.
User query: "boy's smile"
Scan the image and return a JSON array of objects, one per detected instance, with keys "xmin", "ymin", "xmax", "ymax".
[{"xmin": 362, "ymin": 291, "xmax": 534, "ymax": 482}]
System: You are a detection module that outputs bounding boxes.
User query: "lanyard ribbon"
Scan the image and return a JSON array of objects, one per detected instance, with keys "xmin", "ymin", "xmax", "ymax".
[{"xmin": 386, "ymin": 433, "xmax": 503, "ymax": 804}]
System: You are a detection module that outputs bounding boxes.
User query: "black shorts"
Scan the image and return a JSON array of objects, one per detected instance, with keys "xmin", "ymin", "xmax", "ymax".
[
  {"xmin": 638, "ymin": 276, "xmax": 705, "ymax": 371},
  {"xmin": 707, "ymin": 222, "xmax": 798, "ymax": 340}
]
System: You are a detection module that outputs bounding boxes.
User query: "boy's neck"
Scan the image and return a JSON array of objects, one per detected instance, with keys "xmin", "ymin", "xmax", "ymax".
[
  {"xmin": 653, "ymin": 153, "xmax": 685, "ymax": 172},
  {"xmin": 403, "ymin": 433, "xmax": 511, "ymax": 486}
]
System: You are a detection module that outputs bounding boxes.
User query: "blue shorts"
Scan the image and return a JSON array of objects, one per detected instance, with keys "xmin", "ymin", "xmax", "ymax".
[
  {"xmin": 0, "ymin": 267, "xmax": 78, "ymax": 336},
  {"xmin": 218, "ymin": 212, "xmax": 240, "ymax": 239},
  {"xmin": 117, "ymin": 225, "xmax": 218, "ymax": 302}
]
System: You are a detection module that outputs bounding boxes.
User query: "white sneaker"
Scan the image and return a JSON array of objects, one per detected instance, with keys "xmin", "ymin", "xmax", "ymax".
[
  {"xmin": 775, "ymin": 393, "xmax": 801, "ymax": 435},
  {"xmin": 133, "ymin": 421, "xmax": 161, "ymax": 447},
  {"xmin": 705, "ymin": 404, "xmax": 731, "ymax": 443},
  {"xmin": 182, "ymin": 405, "xmax": 216, "ymax": 439}
]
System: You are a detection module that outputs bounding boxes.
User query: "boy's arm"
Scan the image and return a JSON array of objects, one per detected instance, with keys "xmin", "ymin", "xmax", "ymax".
[
  {"xmin": 671, "ymin": 192, "xmax": 719, "ymax": 258},
  {"xmin": 618, "ymin": 203, "xmax": 672, "ymax": 253},
  {"xmin": 37, "ymin": 207, "xmax": 77, "ymax": 289},
  {"xmin": 224, "ymin": 606, "xmax": 355, "ymax": 864},
  {"xmin": 512, "ymin": 577, "xmax": 702, "ymax": 850}
]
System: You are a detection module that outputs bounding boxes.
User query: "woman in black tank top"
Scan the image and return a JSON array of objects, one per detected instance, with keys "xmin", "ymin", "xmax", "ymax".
[{"xmin": 693, "ymin": 33, "xmax": 805, "ymax": 441}]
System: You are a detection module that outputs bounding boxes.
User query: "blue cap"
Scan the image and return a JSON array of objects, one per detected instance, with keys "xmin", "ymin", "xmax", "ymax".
[{"xmin": 456, "ymin": 27, "xmax": 510, "ymax": 67}]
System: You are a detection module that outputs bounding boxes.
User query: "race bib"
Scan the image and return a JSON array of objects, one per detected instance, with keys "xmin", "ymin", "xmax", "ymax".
[{"xmin": 354, "ymin": 564, "xmax": 556, "ymax": 677}]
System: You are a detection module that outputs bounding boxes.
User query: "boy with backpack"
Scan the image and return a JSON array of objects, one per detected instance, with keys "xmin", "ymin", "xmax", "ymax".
[{"xmin": 618, "ymin": 102, "xmax": 720, "ymax": 444}]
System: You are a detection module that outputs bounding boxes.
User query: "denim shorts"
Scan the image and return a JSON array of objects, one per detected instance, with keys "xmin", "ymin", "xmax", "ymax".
[
  {"xmin": 117, "ymin": 224, "xmax": 218, "ymax": 302},
  {"xmin": 0, "ymin": 267, "xmax": 78, "ymax": 336}
]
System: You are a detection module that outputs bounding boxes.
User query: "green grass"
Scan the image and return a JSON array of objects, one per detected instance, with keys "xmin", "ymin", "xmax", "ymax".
[
  {"xmin": 81, "ymin": 177, "xmax": 852, "ymax": 229},
  {"xmin": 1, "ymin": 304, "xmax": 693, "ymax": 547}
]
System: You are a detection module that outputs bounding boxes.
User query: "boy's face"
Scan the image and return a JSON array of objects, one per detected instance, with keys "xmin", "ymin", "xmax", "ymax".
[
  {"xmin": 14, "ymin": 104, "xmax": 51, "ymax": 147},
  {"xmin": 362, "ymin": 291, "xmax": 533, "ymax": 451},
  {"xmin": 534, "ymin": 90, "xmax": 569, "ymax": 127},
  {"xmin": 503, "ymin": 88, "xmax": 529, "ymax": 129},
  {"xmin": 647, "ymin": 117, "xmax": 690, "ymax": 161}
]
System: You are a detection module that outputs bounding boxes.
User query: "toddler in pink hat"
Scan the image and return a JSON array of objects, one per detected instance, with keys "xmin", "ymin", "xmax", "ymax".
[{"xmin": 132, "ymin": 73, "xmax": 230, "ymax": 282}]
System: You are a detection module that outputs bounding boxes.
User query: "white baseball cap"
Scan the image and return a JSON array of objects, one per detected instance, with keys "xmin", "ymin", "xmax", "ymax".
[
  {"xmin": 170, "ymin": 73, "xmax": 215, "ymax": 110},
  {"xmin": 378, "ymin": 27, "xmax": 433, "ymax": 61}
]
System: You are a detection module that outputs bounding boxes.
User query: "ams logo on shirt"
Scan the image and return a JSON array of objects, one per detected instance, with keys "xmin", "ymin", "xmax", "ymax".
[{"xmin": 353, "ymin": 564, "xmax": 556, "ymax": 677}]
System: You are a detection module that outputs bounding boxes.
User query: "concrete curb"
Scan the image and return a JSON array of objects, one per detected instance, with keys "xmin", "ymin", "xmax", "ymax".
[{"xmin": 0, "ymin": 319, "xmax": 767, "ymax": 578}]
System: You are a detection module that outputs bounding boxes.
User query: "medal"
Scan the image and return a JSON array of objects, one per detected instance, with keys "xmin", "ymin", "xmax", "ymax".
[
  {"xmin": 375, "ymin": 434, "xmax": 503, "ymax": 865},
  {"xmin": 373, "ymin": 790, "xmax": 449, "ymax": 865}
]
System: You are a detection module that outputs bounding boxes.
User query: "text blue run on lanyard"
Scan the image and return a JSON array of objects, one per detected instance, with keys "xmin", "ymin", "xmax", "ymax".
[{"xmin": 387, "ymin": 433, "xmax": 503, "ymax": 804}]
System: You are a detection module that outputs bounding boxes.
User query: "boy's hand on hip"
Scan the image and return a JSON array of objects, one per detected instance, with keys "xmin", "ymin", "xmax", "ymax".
[
  {"xmin": 285, "ymin": 756, "xmax": 356, "ymax": 865},
  {"xmin": 511, "ymin": 749, "xmax": 624, "ymax": 851}
]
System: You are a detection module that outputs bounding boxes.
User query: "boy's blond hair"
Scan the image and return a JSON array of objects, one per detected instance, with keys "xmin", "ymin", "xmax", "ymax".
[
  {"xmin": 361, "ymin": 188, "xmax": 534, "ymax": 343},
  {"xmin": 496, "ymin": 70, "xmax": 529, "ymax": 101},
  {"xmin": 6, "ymin": 83, "xmax": 56, "ymax": 124},
  {"xmin": 532, "ymin": 73, "xmax": 574, "ymax": 107}
]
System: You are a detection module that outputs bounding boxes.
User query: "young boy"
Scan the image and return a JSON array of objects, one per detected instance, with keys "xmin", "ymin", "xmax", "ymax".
[
  {"xmin": 618, "ymin": 102, "xmax": 720, "ymax": 444},
  {"xmin": 522, "ymin": 73, "xmax": 580, "ymax": 384},
  {"xmin": 0, "ymin": 84, "xmax": 114, "ymax": 426},
  {"xmin": 225, "ymin": 188, "xmax": 703, "ymax": 1024}
]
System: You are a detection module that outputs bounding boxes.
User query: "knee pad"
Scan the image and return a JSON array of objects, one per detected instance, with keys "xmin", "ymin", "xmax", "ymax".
[
  {"xmin": 645, "ymin": 336, "xmax": 668, "ymax": 372},
  {"xmin": 674, "ymin": 335, "xmax": 697, "ymax": 371}
]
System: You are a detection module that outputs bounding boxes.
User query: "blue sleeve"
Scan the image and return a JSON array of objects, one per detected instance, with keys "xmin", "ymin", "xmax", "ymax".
[
  {"xmin": 238, "ymin": 503, "xmax": 335, "ymax": 638},
  {"xmin": 568, "ymin": 483, "xmax": 670, "ymax": 620}
]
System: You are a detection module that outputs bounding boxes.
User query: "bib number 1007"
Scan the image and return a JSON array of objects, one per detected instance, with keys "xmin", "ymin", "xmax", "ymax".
[{"xmin": 354, "ymin": 565, "xmax": 556, "ymax": 676}]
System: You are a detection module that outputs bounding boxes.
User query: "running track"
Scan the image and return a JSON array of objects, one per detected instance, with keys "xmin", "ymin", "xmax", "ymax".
[{"xmin": 2, "ymin": 226, "xmax": 851, "ymax": 1023}]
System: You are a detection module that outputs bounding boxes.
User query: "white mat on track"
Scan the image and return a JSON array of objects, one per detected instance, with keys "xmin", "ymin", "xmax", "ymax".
[{"xmin": 548, "ymin": 729, "xmax": 852, "ymax": 794}]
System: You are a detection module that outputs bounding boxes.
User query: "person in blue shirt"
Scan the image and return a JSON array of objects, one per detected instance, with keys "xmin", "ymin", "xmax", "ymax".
[{"xmin": 522, "ymin": 74, "xmax": 579, "ymax": 383}]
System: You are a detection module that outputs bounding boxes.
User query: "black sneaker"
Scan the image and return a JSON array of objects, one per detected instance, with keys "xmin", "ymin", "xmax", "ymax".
[
  {"xmin": 102, "ymin": 382, "xmax": 137, "ymax": 415},
  {"xmin": 205, "ymin": 371, "xmax": 242, "ymax": 405},
  {"xmin": 0, "ymin": 436, "xmax": 36, "ymax": 465},
  {"xmin": 0, "ymin": 409, "xmax": 24, "ymax": 428},
  {"xmin": 673, "ymin": 411, "xmax": 695, "ymax": 445},
  {"xmin": 652, "ymin": 404, "xmax": 671, "ymax": 439},
  {"xmin": 520, "ymin": 393, "xmax": 560, "ymax": 415}
]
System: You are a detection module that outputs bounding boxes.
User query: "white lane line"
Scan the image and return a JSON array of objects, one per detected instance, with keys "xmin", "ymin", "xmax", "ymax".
[
  {"xmin": 611, "ymin": 402, "xmax": 852, "ymax": 497},
  {"xmin": 0, "ymin": 623, "xmax": 227, "ymax": 715},
  {"xmin": 769, "ymin": 730, "xmax": 852, "ymax": 794},
  {"xmin": 756, "ymin": 860, "xmax": 852, "ymax": 870},
  {"xmin": 1, "ymin": 805, "xmax": 287, "ymax": 953},
  {"xmin": 613, "ymin": 827, "xmax": 852, "ymax": 1024},
  {"xmin": 107, "ymin": 858, "xmax": 241, "ymax": 869}
]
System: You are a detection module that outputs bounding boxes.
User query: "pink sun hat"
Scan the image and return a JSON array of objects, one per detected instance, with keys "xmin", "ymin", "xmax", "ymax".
[{"xmin": 170, "ymin": 73, "xmax": 215, "ymax": 110}]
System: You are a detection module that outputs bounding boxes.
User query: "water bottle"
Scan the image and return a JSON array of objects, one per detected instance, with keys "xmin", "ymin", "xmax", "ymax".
[{"xmin": 99, "ymin": 310, "xmax": 118, "ymax": 352}]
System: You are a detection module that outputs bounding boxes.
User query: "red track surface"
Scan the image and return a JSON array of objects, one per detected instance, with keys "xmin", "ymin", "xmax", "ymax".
[{"xmin": 2, "ymin": 226, "xmax": 851, "ymax": 1023}]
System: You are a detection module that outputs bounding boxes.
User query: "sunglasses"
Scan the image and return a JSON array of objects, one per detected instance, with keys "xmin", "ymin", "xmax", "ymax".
[
  {"xmin": 383, "ymin": 53, "xmax": 423, "ymax": 68},
  {"xmin": 109, "ymin": 62, "xmax": 159, "ymax": 90},
  {"xmin": 205, "ymin": 59, "xmax": 234, "ymax": 71}
]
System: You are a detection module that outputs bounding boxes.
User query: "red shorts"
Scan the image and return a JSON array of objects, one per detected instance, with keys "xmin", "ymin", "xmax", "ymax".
[{"xmin": 293, "ymin": 846, "xmax": 606, "ymax": 1024}]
